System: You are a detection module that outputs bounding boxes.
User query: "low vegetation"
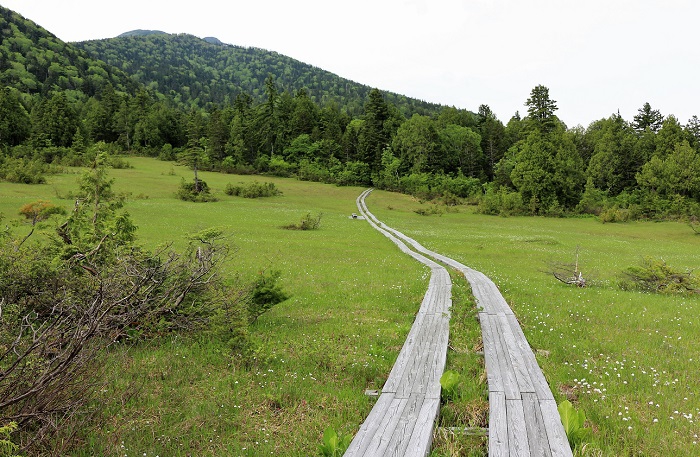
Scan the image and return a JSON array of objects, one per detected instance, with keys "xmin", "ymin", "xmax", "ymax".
[
  {"xmin": 282, "ymin": 212, "xmax": 323, "ymax": 230},
  {"xmin": 1, "ymin": 158, "xmax": 699, "ymax": 456},
  {"xmin": 224, "ymin": 181, "xmax": 281, "ymax": 198}
]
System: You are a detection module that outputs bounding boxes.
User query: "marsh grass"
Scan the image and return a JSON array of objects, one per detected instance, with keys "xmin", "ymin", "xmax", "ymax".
[
  {"xmin": 0, "ymin": 158, "xmax": 427, "ymax": 455},
  {"xmin": 1, "ymin": 159, "xmax": 698, "ymax": 455},
  {"xmin": 368, "ymin": 190, "xmax": 700, "ymax": 456}
]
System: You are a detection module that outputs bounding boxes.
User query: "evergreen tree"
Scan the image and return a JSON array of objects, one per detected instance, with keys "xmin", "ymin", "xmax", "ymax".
[
  {"xmin": 438, "ymin": 124, "xmax": 483, "ymax": 178},
  {"xmin": 586, "ymin": 114, "xmax": 639, "ymax": 195},
  {"xmin": 359, "ymin": 89, "xmax": 392, "ymax": 171},
  {"xmin": 478, "ymin": 105, "xmax": 506, "ymax": 179},
  {"xmin": 0, "ymin": 86, "xmax": 30, "ymax": 146},
  {"xmin": 654, "ymin": 115, "xmax": 688, "ymax": 158},
  {"xmin": 30, "ymin": 92, "xmax": 78, "ymax": 148},
  {"xmin": 525, "ymin": 85, "xmax": 559, "ymax": 133},
  {"xmin": 632, "ymin": 102, "xmax": 663, "ymax": 133},
  {"xmin": 685, "ymin": 115, "xmax": 700, "ymax": 149}
]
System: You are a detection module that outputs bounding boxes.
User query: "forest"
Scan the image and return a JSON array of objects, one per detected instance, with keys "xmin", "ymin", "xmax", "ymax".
[{"xmin": 2, "ymin": 5, "xmax": 700, "ymax": 221}]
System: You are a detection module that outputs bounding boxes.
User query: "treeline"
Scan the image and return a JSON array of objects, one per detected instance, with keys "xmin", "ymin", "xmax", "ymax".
[
  {"xmin": 2, "ymin": 5, "xmax": 700, "ymax": 221},
  {"xmin": 3, "ymin": 77, "xmax": 700, "ymax": 220}
]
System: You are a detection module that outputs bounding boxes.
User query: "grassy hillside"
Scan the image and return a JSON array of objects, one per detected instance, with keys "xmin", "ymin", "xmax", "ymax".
[{"xmin": 1, "ymin": 157, "xmax": 698, "ymax": 455}]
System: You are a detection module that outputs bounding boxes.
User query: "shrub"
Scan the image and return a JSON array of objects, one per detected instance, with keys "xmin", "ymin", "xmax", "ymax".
[
  {"xmin": 0, "ymin": 157, "xmax": 59, "ymax": 184},
  {"xmin": 619, "ymin": 257, "xmax": 699, "ymax": 294},
  {"xmin": 297, "ymin": 159, "xmax": 333, "ymax": 183},
  {"xmin": 267, "ymin": 155, "xmax": 295, "ymax": 177},
  {"xmin": 107, "ymin": 155, "xmax": 133, "ymax": 169},
  {"xmin": 248, "ymin": 269, "xmax": 290, "ymax": 324},
  {"xmin": 0, "ymin": 421, "xmax": 20, "ymax": 457},
  {"xmin": 414, "ymin": 205, "xmax": 444, "ymax": 216},
  {"xmin": 176, "ymin": 178, "xmax": 217, "ymax": 202},
  {"xmin": 282, "ymin": 212, "xmax": 322, "ymax": 230},
  {"xmin": 477, "ymin": 186, "xmax": 525, "ymax": 217},
  {"xmin": 598, "ymin": 205, "xmax": 631, "ymax": 223},
  {"xmin": 224, "ymin": 181, "xmax": 282, "ymax": 198}
]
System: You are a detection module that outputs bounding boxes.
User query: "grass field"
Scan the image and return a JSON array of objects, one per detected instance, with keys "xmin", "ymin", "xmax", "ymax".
[{"xmin": 1, "ymin": 157, "xmax": 699, "ymax": 456}]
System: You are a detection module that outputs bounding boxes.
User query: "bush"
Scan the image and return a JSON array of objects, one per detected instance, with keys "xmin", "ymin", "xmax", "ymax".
[
  {"xmin": 224, "ymin": 181, "xmax": 282, "ymax": 198},
  {"xmin": 267, "ymin": 155, "xmax": 295, "ymax": 177},
  {"xmin": 619, "ymin": 257, "xmax": 699, "ymax": 294},
  {"xmin": 598, "ymin": 205, "xmax": 631, "ymax": 223},
  {"xmin": 0, "ymin": 157, "xmax": 60, "ymax": 184},
  {"xmin": 107, "ymin": 155, "xmax": 133, "ymax": 169},
  {"xmin": 477, "ymin": 186, "xmax": 525, "ymax": 217},
  {"xmin": 334, "ymin": 161, "xmax": 372, "ymax": 186},
  {"xmin": 414, "ymin": 205, "xmax": 444, "ymax": 216},
  {"xmin": 176, "ymin": 178, "xmax": 217, "ymax": 202},
  {"xmin": 282, "ymin": 212, "xmax": 323, "ymax": 230},
  {"xmin": 297, "ymin": 159, "xmax": 333, "ymax": 183},
  {"xmin": 248, "ymin": 269, "xmax": 290, "ymax": 324}
]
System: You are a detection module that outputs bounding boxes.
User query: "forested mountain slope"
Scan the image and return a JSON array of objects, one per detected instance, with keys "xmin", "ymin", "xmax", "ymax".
[
  {"xmin": 75, "ymin": 32, "xmax": 444, "ymax": 116},
  {"xmin": 0, "ymin": 6, "xmax": 141, "ymax": 101}
]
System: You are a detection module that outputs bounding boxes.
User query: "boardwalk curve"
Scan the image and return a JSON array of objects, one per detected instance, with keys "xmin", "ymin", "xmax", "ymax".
[{"xmin": 346, "ymin": 189, "xmax": 573, "ymax": 457}]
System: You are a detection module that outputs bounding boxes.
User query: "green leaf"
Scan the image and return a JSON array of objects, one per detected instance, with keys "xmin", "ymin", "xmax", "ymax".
[{"xmin": 558, "ymin": 400, "xmax": 590, "ymax": 448}]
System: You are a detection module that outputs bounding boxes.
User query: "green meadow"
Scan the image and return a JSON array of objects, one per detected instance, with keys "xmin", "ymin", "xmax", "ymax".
[{"xmin": 1, "ymin": 157, "xmax": 698, "ymax": 456}]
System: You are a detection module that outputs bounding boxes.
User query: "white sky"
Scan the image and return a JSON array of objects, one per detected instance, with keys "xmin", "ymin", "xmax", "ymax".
[{"xmin": 3, "ymin": 0, "xmax": 699, "ymax": 127}]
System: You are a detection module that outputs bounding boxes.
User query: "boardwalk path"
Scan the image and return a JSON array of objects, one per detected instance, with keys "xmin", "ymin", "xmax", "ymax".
[{"xmin": 345, "ymin": 189, "xmax": 572, "ymax": 457}]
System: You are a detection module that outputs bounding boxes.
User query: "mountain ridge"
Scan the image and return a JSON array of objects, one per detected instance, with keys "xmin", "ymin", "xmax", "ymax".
[{"xmin": 75, "ymin": 31, "xmax": 445, "ymax": 116}]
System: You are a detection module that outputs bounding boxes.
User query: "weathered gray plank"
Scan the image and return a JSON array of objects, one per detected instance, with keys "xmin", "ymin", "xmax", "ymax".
[
  {"xmin": 489, "ymin": 391, "xmax": 509, "ymax": 457},
  {"xmin": 522, "ymin": 392, "xmax": 553, "ymax": 457},
  {"xmin": 382, "ymin": 393, "xmax": 424, "ymax": 456},
  {"xmin": 505, "ymin": 314, "xmax": 555, "ymax": 401},
  {"xmin": 403, "ymin": 398, "xmax": 440, "ymax": 457},
  {"xmin": 360, "ymin": 395, "xmax": 409, "ymax": 456},
  {"xmin": 480, "ymin": 313, "xmax": 504, "ymax": 394},
  {"xmin": 486, "ymin": 314, "xmax": 521, "ymax": 400},
  {"xmin": 345, "ymin": 393, "xmax": 396, "ymax": 456},
  {"xmin": 498, "ymin": 313, "xmax": 536, "ymax": 394},
  {"xmin": 506, "ymin": 399, "xmax": 532, "ymax": 457},
  {"xmin": 352, "ymin": 189, "xmax": 573, "ymax": 457}
]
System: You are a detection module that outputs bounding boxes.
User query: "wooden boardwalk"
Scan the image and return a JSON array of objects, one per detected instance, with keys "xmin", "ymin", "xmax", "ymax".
[{"xmin": 346, "ymin": 189, "xmax": 572, "ymax": 457}]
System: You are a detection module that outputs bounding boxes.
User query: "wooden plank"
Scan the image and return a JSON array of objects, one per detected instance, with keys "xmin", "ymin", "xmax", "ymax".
[
  {"xmin": 382, "ymin": 393, "xmax": 424, "ymax": 456},
  {"xmin": 359, "ymin": 395, "xmax": 409, "ymax": 456},
  {"xmin": 353, "ymin": 189, "xmax": 569, "ymax": 457},
  {"xmin": 540, "ymin": 399, "xmax": 574, "ymax": 457},
  {"xmin": 382, "ymin": 312, "xmax": 429, "ymax": 393},
  {"xmin": 395, "ymin": 337, "xmax": 432, "ymax": 397},
  {"xmin": 345, "ymin": 393, "xmax": 396, "ymax": 456},
  {"xmin": 522, "ymin": 392, "xmax": 553, "ymax": 457},
  {"xmin": 486, "ymin": 314, "xmax": 520, "ymax": 400},
  {"xmin": 506, "ymin": 399, "xmax": 532, "ymax": 457},
  {"xmin": 403, "ymin": 398, "xmax": 440, "ymax": 457},
  {"xmin": 425, "ymin": 316, "xmax": 450, "ymax": 399},
  {"xmin": 498, "ymin": 313, "xmax": 536, "ymax": 394},
  {"xmin": 505, "ymin": 314, "xmax": 555, "ymax": 401},
  {"xmin": 489, "ymin": 391, "xmax": 509, "ymax": 457},
  {"xmin": 479, "ymin": 313, "xmax": 504, "ymax": 394}
]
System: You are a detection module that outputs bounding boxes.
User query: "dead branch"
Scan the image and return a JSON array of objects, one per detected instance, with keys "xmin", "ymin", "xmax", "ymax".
[{"xmin": 548, "ymin": 246, "xmax": 587, "ymax": 287}]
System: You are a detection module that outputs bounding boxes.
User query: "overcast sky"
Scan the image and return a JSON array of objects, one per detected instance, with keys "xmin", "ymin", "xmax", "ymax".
[{"xmin": 3, "ymin": 0, "xmax": 698, "ymax": 127}]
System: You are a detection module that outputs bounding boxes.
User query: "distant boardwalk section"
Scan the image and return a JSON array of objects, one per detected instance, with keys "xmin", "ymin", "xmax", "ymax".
[
  {"xmin": 344, "ymin": 189, "xmax": 451, "ymax": 456},
  {"xmin": 346, "ymin": 189, "xmax": 572, "ymax": 457}
]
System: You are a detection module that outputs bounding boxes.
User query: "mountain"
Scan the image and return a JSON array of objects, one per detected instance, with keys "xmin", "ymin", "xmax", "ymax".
[
  {"xmin": 0, "ymin": 6, "xmax": 141, "ymax": 100},
  {"xmin": 75, "ymin": 32, "xmax": 444, "ymax": 117},
  {"xmin": 118, "ymin": 29, "xmax": 168, "ymax": 38}
]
